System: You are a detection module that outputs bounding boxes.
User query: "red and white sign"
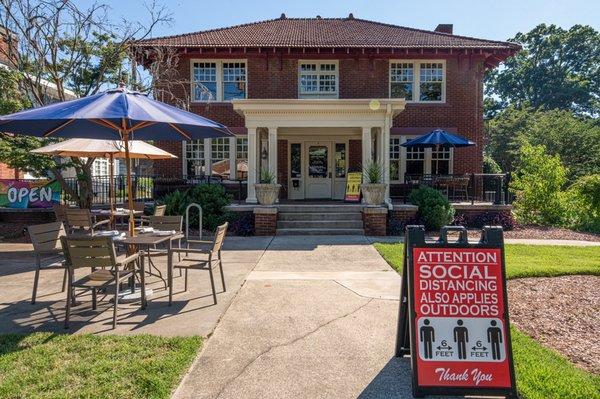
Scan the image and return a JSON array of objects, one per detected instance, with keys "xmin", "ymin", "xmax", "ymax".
[{"xmin": 412, "ymin": 247, "xmax": 511, "ymax": 388}]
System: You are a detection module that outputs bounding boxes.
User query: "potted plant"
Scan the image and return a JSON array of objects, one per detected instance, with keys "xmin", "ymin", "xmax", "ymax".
[
  {"xmin": 361, "ymin": 161, "xmax": 386, "ymax": 205},
  {"xmin": 255, "ymin": 168, "xmax": 281, "ymax": 206}
]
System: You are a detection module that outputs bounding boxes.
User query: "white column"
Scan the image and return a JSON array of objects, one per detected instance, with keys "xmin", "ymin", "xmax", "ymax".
[
  {"xmin": 229, "ymin": 136, "xmax": 237, "ymax": 180},
  {"xmin": 246, "ymin": 127, "xmax": 258, "ymax": 203},
  {"xmin": 361, "ymin": 126, "xmax": 372, "ymax": 181},
  {"xmin": 267, "ymin": 126, "xmax": 278, "ymax": 183},
  {"xmin": 203, "ymin": 138, "xmax": 212, "ymax": 178}
]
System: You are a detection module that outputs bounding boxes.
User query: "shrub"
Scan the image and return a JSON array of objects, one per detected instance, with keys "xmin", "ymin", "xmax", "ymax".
[
  {"xmin": 160, "ymin": 184, "xmax": 233, "ymax": 232},
  {"xmin": 453, "ymin": 211, "xmax": 517, "ymax": 231},
  {"xmin": 388, "ymin": 215, "xmax": 420, "ymax": 235},
  {"xmin": 509, "ymin": 143, "xmax": 570, "ymax": 226},
  {"xmin": 483, "ymin": 154, "xmax": 502, "ymax": 174},
  {"xmin": 228, "ymin": 212, "xmax": 254, "ymax": 236},
  {"xmin": 567, "ymin": 174, "xmax": 600, "ymax": 233},
  {"xmin": 409, "ymin": 186, "xmax": 454, "ymax": 231}
]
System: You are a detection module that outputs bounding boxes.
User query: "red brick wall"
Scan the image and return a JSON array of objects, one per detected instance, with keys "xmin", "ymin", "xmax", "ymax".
[
  {"xmin": 0, "ymin": 163, "xmax": 22, "ymax": 179},
  {"xmin": 277, "ymin": 139, "xmax": 288, "ymax": 198},
  {"xmin": 152, "ymin": 54, "xmax": 485, "ymax": 176},
  {"xmin": 349, "ymin": 139, "xmax": 362, "ymax": 171}
]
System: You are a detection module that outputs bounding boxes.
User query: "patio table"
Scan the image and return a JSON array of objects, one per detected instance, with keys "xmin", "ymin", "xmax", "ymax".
[
  {"xmin": 120, "ymin": 231, "xmax": 185, "ymax": 289},
  {"xmin": 92, "ymin": 209, "xmax": 143, "ymax": 229}
]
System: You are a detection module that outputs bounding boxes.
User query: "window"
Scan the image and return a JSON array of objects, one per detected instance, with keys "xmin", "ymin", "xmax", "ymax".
[
  {"xmin": 406, "ymin": 147, "xmax": 425, "ymax": 176},
  {"xmin": 211, "ymin": 138, "xmax": 230, "ymax": 162},
  {"xmin": 185, "ymin": 140, "xmax": 205, "ymax": 177},
  {"xmin": 290, "ymin": 143, "xmax": 302, "ymax": 179},
  {"xmin": 389, "ymin": 60, "xmax": 445, "ymax": 102},
  {"xmin": 92, "ymin": 159, "xmax": 109, "ymax": 177},
  {"xmin": 335, "ymin": 143, "xmax": 346, "ymax": 178},
  {"xmin": 299, "ymin": 61, "xmax": 338, "ymax": 98},
  {"xmin": 192, "ymin": 60, "xmax": 246, "ymax": 102},
  {"xmin": 390, "ymin": 63, "xmax": 414, "ymax": 101},
  {"xmin": 419, "ymin": 62, "xmax": 444, "ymax": 101},
  {"xmin": 389, "ymin": 137, "xmax": 402, "ymax": 181},
  {"xmin": 431, "ymin": 147, "xmax": 451, "ymax": 175},
  {"xmin": 235, "ymin": 137, "xmax": 248, "ymax": 180}
]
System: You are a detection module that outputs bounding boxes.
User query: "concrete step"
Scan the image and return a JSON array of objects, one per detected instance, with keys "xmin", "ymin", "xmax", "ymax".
[
  {"xmin": 277, "ymin": 220, "xmax": 364, "ymax": 229},
  {"xmin": 278, "ymin": 212, "xmax": 362, "ymax": 221},
  {"xmin": 277, "ymin": 204, "xmax": 363, "ymax": 213},
  {"xmin": 276, "ymin": 228, "xmax": 365, "ymax": 236}
]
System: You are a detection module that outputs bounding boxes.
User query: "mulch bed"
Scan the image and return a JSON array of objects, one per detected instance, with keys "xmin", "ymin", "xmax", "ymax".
[
  {"xmin": 503, "ymin": 226, "xmax": 600, "ymax": 242},
  {"xmin": 508, "ymin": 275, "xmax": 600, "ymax": 374}
]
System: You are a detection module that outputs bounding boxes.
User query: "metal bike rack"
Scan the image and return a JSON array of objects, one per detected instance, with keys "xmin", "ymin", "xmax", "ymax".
[{"xmin": 185, "ymin": 203, "xmax": 202, "ymax": 241}]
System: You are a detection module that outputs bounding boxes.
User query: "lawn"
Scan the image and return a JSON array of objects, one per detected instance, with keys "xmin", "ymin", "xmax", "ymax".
[
  {"xmin": 373, "ymin": 242, "xmax": 600, "ymax": 399},
  {"xmin": 0, "ymin": 333, "xmax": 202, "ymax": 399},
  {"xmin": 374, "ymin": 243, "xmax": 600, "ymax": 279}
]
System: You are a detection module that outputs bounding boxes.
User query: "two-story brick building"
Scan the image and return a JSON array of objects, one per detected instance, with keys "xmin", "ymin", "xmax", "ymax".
[{"xmin": 135, "ymin": 15, "xmax": 519, "ymax": 205}]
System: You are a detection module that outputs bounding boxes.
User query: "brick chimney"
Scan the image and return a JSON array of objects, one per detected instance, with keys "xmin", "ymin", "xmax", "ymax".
[{"xmin": 434, "ymin": 24, "xmax": 453, "ymax": 34}]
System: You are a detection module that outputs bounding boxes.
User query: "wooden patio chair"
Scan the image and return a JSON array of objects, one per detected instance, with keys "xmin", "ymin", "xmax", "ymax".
[
  {"xmin": 52, "ymin": 203, "xmax": 69, "ymax": 224},
  {"xmin": 27, "ymin": 222, "xmax": 68, "ymax": 304},
  {"xmin": 65, "ymin": 208, "xmax": 110, "ymax": 235},
  {"xmin": 136, "ymin": 204, "xmax": 166, "ymax": 226},
  {"xmin": 167, "ymin": 222, "xmax": 228, "ymax": 306},
  {"xmin": 60, "ymin": 235, "xmax": 145, "ymax": 329},
  {"xmin": 448, "ymin": 176, "xmax": 470, "ymax": 202}
]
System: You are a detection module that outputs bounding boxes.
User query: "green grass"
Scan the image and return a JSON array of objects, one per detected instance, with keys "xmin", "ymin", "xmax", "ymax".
[
  {"xmin": 374, "ymin": 243, "xmax": 600, "ymax": 279},
  {"xmin": 0, "ymin": 333, "xmax": 202, "ymax": 399},
  {"xmin": 511, "ymin": 328, "xmax": 600, "ymax": 399},
  {"xmin": 373, "ymin": 242, "xmax": 600, "ymax": 399}
]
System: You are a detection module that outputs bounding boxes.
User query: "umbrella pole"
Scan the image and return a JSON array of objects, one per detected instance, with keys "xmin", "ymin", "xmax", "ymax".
[
  {"xmin": 109, "ymin": 154, "xmax": 115, "ymax": 229},
  {"xmin": 123, "ymin": 130, "xmax": 135, "ymax": 236}
]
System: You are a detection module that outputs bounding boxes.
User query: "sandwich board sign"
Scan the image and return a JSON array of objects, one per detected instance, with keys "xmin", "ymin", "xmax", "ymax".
[
  {"xmin": 344, "ymin": 172, "xmax": 362, "ymax": 202},
  {"xmin": 396, "ymin": 225, "xmax": 517, "ymax": 398}
]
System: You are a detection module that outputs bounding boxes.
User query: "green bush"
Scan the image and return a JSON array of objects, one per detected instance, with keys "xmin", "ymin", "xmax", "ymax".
[
  {"xmin": 510, "ymin": 143, "xmax": 570, "ymax": 226},
  {"xmin": 483, "ymin": 154, "xmax": 502, "ymax": 174},
  {"xmin": 567, "ymin": 174, "xmax": 600, "ymax": 233},
  {"xmin": 160, "ymin": 184, "xmax": 232, "ymax": 231},
  {"xmin": 409, "ymin": 186, "xmax": 455, "ymax": 231}
]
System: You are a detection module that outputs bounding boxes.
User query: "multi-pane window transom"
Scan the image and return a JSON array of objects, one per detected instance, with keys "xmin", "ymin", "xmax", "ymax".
[
  {"xmin": 299, "ymin": 61, "xmax": 338, "ymax": 98},
  {"xmin": 192, "ymin": 60, "xmax": 246, "ymax": 102},
  {"xmin": 211, "ymin": 138, "xmax": 230, "ymax": 161},
  {"xmin": 236, "ymin": 138, "xmax": 248, "ymax": 160},
  {"xmin": 389, "ymin": 60, "xmax": 445, "ymax": 102}
]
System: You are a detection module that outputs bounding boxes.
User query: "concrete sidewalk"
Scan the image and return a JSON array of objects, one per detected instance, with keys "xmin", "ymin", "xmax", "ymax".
[{"xmin": 174, "ymin": 236, "xmax": 416, "ymax": 399}]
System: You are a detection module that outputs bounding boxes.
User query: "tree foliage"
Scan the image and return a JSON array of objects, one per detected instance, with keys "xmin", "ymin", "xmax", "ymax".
[
  {"xmin": 485, "ymin": 106, "xmax": 600, "ymax": 181},
  {"xmin": 485, "ymin": 24, "xmax": 600, "ymax": 116}
]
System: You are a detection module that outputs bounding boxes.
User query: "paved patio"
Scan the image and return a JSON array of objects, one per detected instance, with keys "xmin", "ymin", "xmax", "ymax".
[{"xmin": 0, "ymin": 236, "xmax": 272, "ymax": 336}]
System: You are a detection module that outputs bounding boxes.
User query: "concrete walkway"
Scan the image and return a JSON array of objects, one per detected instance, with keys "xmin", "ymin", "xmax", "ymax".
[{"xmin": 174, "ymin": 236, "xmax": 416, "ymax": 399}]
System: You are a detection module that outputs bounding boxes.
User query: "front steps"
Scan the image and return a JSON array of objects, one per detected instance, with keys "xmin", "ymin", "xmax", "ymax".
[{"xmin": 276, "ymin": 205, "xmax": 364, "ymax": 235}]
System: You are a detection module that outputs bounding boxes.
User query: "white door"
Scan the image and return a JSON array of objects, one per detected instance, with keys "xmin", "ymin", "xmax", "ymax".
[{"xmin": 305, "ymin": 142, "xmax": 332, "ymax": 198}]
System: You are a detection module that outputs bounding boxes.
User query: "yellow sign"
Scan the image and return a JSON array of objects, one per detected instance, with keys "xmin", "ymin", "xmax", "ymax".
[{"xmin": 344, "ymin": 172, "xmax": 362, "ymax": 202}]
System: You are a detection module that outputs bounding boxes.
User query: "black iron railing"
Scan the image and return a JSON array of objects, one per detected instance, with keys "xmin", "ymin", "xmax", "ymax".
[{"xmin": 392, "ymin": 173, "xmax": 511, "ymax": 204}]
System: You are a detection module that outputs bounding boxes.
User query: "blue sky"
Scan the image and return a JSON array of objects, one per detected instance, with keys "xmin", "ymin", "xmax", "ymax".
[{"xmin": 80, "ymin": 0, "xmax": 599, "ymax": 41}]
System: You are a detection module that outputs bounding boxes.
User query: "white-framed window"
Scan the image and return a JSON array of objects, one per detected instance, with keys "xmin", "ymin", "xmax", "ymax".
[
  {"xmin": 211, "ymin": 138, "xmax": 230, "ymax": 162},
  {"xmin": 191, "ymin": 60, "xmax": 247, "ymax": 102},
  {"xmin": 185, "ymin": 140, "xmax": 205, "ymax": 177},
  {"xmin": 298, "ymin": 60, "xmax": 338, "ymax": 98},
  {"xmin": 431, "ymin": 147, "xmax": 451, "ymax": 175},
  {"xmin": 389, "ymin": 137, "xmax": 402, "ymax": 181},
  {"xmin": 389, "ymin": 60, "xmax": 445, "ymax": 103},
  {"xmin": 406, "ymin": 146, "xmax": 426, "ymax": 176},
  {"xmin": 235, "ymin": 137, "xmax": 248, "ymax": 180},
  {"xmin": 92, "ymin": 158, "xmax": 109, "ymax": 177}
]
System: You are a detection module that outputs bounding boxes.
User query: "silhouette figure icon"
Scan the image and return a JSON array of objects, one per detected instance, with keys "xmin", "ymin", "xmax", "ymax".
[
  {"xmin": 487, "ymin": 320, "xmax": 503, "ymax": 360},
  {"xmin": 453, "ymin": 319, "xmax": 469, "ymax": 359},
  {"xmin": 420, "ymin": 319, "xmax": 435, "ymax": 359}
]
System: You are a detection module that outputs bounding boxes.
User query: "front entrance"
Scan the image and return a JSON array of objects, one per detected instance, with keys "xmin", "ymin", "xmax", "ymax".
[{"xmin": 288, "ymin": 140, "xmax": 348, "ymax": 200}]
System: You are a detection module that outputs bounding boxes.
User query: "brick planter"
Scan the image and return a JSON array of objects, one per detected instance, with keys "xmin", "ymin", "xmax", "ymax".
[
  {"xmin": 362, "ymin": 206, "xmax": 388, "ymax": 236},
  {"xmin": 253, "ymin": 206, "xmax": 277, "ymax": 236}
]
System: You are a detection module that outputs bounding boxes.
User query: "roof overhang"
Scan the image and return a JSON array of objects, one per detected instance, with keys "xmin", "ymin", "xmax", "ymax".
[{"xmin": 232, "ymin": 98, "xmax": 406, "ymax": 128}]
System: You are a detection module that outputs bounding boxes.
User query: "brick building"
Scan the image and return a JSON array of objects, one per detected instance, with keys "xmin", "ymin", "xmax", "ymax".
[{"xmin": 135, "ymin": 15, "xmax": 519, "ymax": 204}]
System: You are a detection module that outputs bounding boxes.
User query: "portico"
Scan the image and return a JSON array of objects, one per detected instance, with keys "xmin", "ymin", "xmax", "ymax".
[{"xmin": 232, "ymin": 99, "xmax": 406, "ymax": 203}]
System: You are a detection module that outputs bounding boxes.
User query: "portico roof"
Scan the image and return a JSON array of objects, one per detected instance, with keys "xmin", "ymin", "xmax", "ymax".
[{"xmin": 232, "ymin": 98, "xmax": 406, "ymax": 128}]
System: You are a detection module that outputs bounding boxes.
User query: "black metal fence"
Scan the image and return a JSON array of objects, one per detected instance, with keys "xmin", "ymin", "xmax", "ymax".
[
  {"xmin": 60, "ymin": 174, "xmax": 248, "ymax": 205},
  {"xmin": 391, "ymin": 173, "xmax": 511, "ymax": 204}
]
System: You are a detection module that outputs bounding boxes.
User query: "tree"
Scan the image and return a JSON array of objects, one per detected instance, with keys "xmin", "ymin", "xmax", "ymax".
[
  {"xmin": 485, "ymin": 24, "xmax": 600, "ymax": 116},
  {"xmin": 0, "ymin": 0, "xmax": 170, "ymax": 208},
  {"xmin": 485, "ymin": 106, "xmax": 600, "ymax": 181},
  {"xmin": 509, "ymin": 143, "xmax": 569, "ymax": 226}
]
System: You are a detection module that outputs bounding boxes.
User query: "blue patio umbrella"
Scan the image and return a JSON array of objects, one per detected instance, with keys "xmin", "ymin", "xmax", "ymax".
[
  {"xmin": 0, "ymin": 85, "xmax": 234, "ymax": 233},
  {"xmin": 401, "ymin": 129, "xmax": 475, "ymax": 175},
  {"xmin": 401, "ymin": 129, "xmax": 475, "ymax": 148}
]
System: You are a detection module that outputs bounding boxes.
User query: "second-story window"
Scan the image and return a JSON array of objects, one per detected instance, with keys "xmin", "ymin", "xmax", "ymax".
[
  {"xmin": 192, "ymin": 60, "xmax": 246, "ymax": 102},
  {"xmin": 389, "ymin": 60, "xmax": 445, "ymax": 103},
  {"xmin": 299, "ymin": 61, "xmax": 338, "ymax": 98}
]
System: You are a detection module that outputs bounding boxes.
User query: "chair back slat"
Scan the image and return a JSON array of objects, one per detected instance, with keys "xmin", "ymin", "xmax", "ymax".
[
  {"xmin": 154, "ymin": 205, "xmax": 166, "ymax": 216},
  {"xmin": 65, "ymin": 209, "xmax": 93, "ymax": 229},
  {"xmin": 211, "ymin": 222, "xmax": 228, "ymax": 254},
  {"xmin": 28, "ymin": 222, "xmax": 66, "ymax": 253},
  {"xmin": 133, "ymin": 201, "xmax": 145, "ymax": 212},
  {"xmin": 61, "ymin": 236, "xmax": 116, "ymax": 269},
  {"xmin": 148, "ymin": 215, "xmax": 183, "ymax": 232},
  {"xmin": 52, "ymin": 203, "xmax": 68, "ymax": 223}
]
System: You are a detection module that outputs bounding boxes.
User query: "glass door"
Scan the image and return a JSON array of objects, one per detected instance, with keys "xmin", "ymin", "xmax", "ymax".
[
  {"xmin": 333, "ymin": 142, "xmax": 347, "ymax": 199},
  {"xmin": 305, "ymin": 142, "xmax": 332, "ymax": 198}
]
